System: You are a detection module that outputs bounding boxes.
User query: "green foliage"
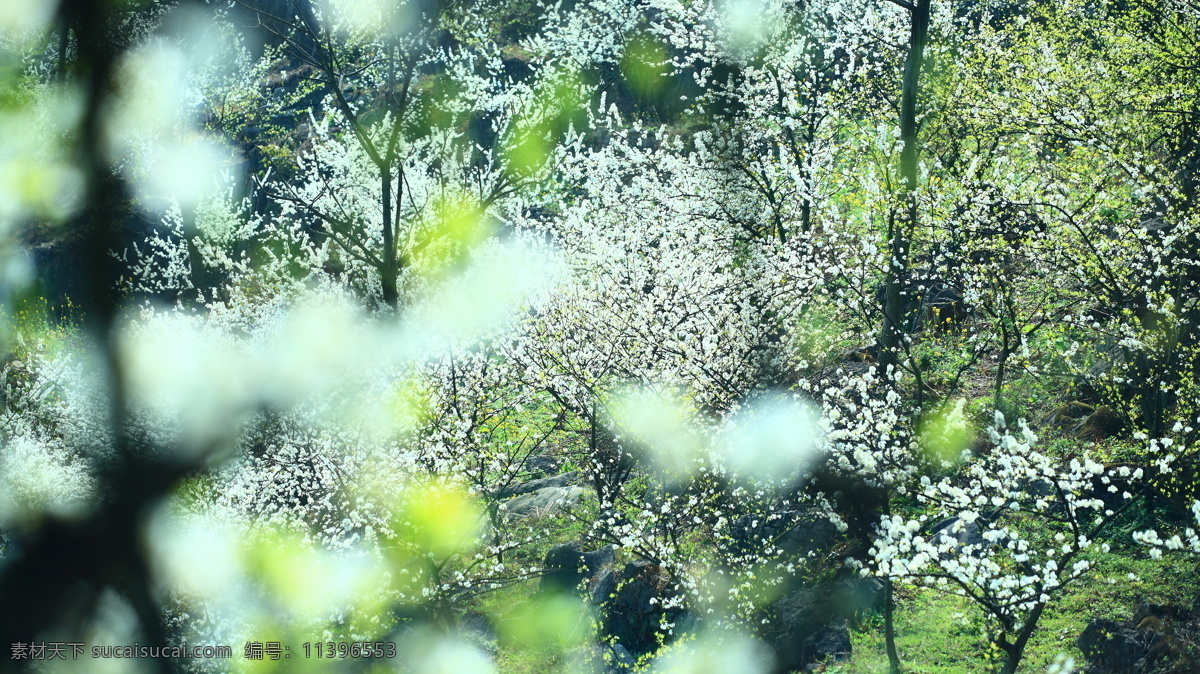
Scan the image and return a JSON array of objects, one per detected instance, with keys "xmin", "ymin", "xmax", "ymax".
[
  {"xmin": 1, "ymin": 292, "xmax": 79, "ymax": 360},
  {"xmin": 621, "ymin": 31, "xmax": 669, "ymax": 98},
  {"xmin": 832, "ymin": 554, "xmax": 1200, "ymax": 674},
  {"xmin": 4, "ymin": 0, "xmax": 1200, "ymax": 672}
]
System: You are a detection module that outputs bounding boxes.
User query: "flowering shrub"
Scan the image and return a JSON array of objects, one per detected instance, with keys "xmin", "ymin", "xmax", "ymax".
[{"xmin": 2, "ymin": 0, "xmax": 1199, "ymax": 672}]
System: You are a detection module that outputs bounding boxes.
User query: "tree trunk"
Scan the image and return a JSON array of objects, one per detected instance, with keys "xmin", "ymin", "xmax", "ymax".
[
  {"xmin": 877, "ymin": 0, "xmax": 931, "ymax": 377},
  {"xmin": 381, "ymin": 165, "xmax": 399, "ymax": 308},
  {"xmin": 994, "ymin": 326, "xmax": 1011, "ymax": 410},
  {"xmin": 999, "ymin": 602, "xmax": 1045, "ymax": 674},
  {"xmin": 882, "ymin": 494, "xmax": 902, "ymax": 673},
  {"xmin": 885, "ymin": 577, "xmax": 901, "ymax": 673}
]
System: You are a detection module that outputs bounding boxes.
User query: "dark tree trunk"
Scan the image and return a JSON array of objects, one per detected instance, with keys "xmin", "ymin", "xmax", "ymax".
[
  {"xmin": 877, "ymin": 0, "xmax": 931, "ymax": 377},
  {"xmin": 998, "ymin": 602, "xmax": 1045, "ymax": 674},
  {"xmin": 381, "ymin": 165, "xmax": 399, "ymax": 309}
]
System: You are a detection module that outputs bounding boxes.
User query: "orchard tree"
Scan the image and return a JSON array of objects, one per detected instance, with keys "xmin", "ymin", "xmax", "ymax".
[
  {"xmin": 0, "ymin": 0, "xmax": 571, "ymax": 662},
  {"xmin": 875, "ymin": 0, "xmax": 932, "ymax": 383},
  {"xmin": 942, "ymin": 0, "xmax": 1200, "ymax": 439},
  {"xmin": 868, "ymin": 414, "xmax": 1147, "ymax": 674},
  {"xmin": 210, "ymin": 0, "xmax": 589, "ymax": 310}
]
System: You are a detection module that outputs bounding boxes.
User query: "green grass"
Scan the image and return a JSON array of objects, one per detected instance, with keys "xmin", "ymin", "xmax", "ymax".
[
  {"xmin": 827, "ymin": 552, "xmax": 1200, "ymax": 674},
  {"xmin": 827, "ymin": 589, "xmax": 993, "ymax": 674},
  {"xmin": 2, "ymin": 292, "xmax": 80, "ymax": 360},
  {"xmin": 483, "ymin": 579, "xmax": 600, "ymax": 674}
]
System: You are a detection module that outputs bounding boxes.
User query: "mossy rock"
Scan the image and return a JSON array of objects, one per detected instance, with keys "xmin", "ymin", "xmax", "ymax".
[
  {"xmin": 1073, "ymin": 405, "xmax": 1124, "ymax": 441},
  {"xmin": 1041, "ymin": 401, "xmax": 1095, "ymax": 429}
]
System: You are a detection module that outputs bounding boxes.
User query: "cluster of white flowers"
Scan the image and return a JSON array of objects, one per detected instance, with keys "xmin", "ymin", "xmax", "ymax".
[
  {"xmin": 866, "ymin": 413, "xmax": 1134, "ymax": 641},
  {"xmin": 4, "ymin": 0, "xmax": 1200, "ymax": 668}
]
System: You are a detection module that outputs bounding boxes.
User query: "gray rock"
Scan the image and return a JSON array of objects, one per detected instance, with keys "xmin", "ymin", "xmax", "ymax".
[
  {"xmin": 500, "ymin": 471, "xmax": 580, "ymax": 498},
  {"xmin": 610, "ymin": 644, "xmax": 636, "ymax": 672},
  {"xmin": 765, "ymin": 580, "xmax": 867, "ymax": 670},
  {"xmin": 1132, "ymin": 602, "xmax": 1187, "ymax": 624},
  {"xmin": 829, "ymin": 576, "xmax": 885, "ymax": 619},
  {"xmin": 1078, "ymin": 619, "xmax": 1145, "ymax": 673},
  {"xmin": 574, "ymin": 643, "xmax": 636, "ymax": 674},
  {"xmin": 540, "ymin": 542, "xmax": 614, "ymax": 595},
  {"xmin": 1077, "ymin": 604, "xmax": 1193, "ymax": 673},
  {"xmin": 590, "ymin": 567, "xmax": 618, "ymax": 605},
  {"xmin": 602, "ymin": 560, "xmax": 683, "ymax": 656},
  {"xmin": 805, "ymin": 620, "xmax": 852, "ymax": 667},
  {"xmin": 504, "ymin": 486, "xmax": 587, "ymax": 519},
  {"xmin": 770, "ymin": 587, "xmax": 825, "ymax": 636},
  {"xmin": 765, "ymin": 587, "xmax": 826, "ymax": 671},
  {"xmin": 1017, "ymin": 477, "xmax": 1057, "ymax": 498},
  {"xmin": 729, "ymin": 509, "xmax": 839, "ymax": 559},
  {"xmin": 929, "ymin": 516, "xmax": 985, "ymax": 551},
  {"xmin": 522, "ymin": 454, "xmax": 562, "ymax": 476}
]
